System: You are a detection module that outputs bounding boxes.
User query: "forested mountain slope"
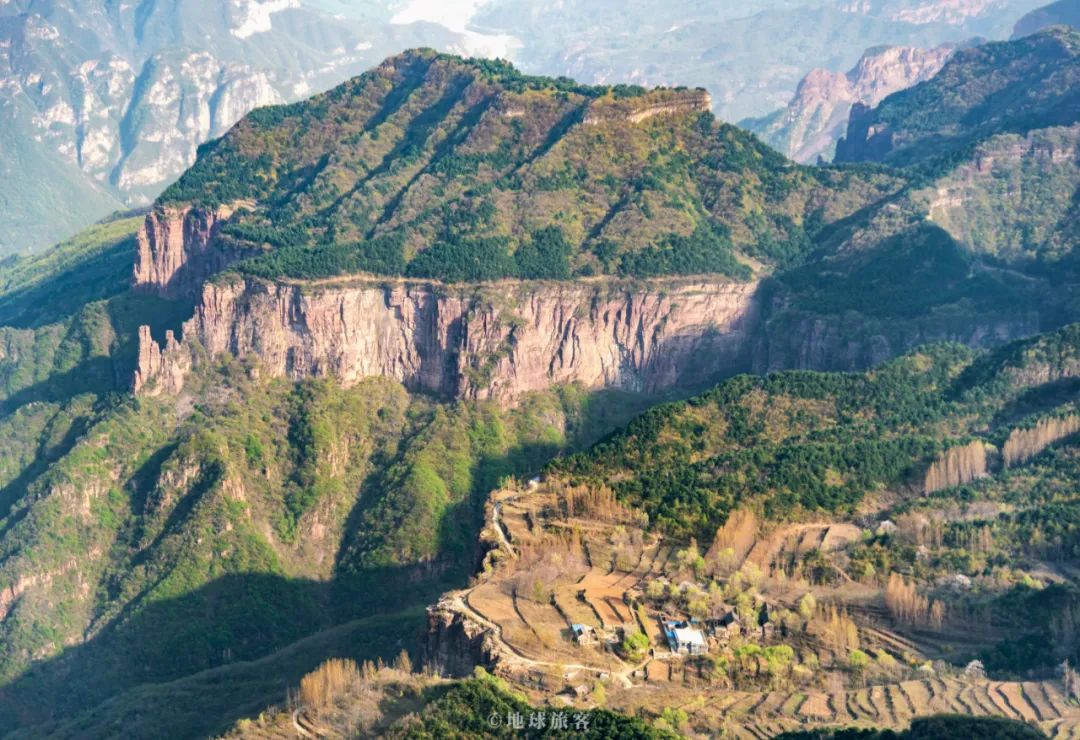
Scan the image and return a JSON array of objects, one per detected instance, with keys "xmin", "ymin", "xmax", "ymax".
[
  {"xmin": 144, "ymin": 49, "xmax": 902, "ymax": 290},
  {"xmin": 415, "ymin": 325, "xmax": 1080, "ymax": 739},
  {"xmin": 556, "ymin": 324, "xmax": 1080, "ymax": 541},
  {"xmin": 756, "ymin": 28, "xmax": 1080, "ymax": 371},
  {"xmin": 0, "ymin": 227, "xmax": 656, "ymax": 734},
  {"xmin": 835, "ymin": 27, "xmax": 1080, "ymax": 165}
]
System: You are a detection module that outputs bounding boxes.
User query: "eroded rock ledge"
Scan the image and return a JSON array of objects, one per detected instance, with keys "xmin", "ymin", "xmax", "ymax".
[
  {"xmin": 134, "ymin": 275, "xmax": 760, "ymax": 402},
  {"xmin": 133, "ymin": 204, "xmax": 251, "ymax": 299}
]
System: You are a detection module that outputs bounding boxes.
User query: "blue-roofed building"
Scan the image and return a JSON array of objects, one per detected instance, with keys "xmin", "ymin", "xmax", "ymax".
[
  {"xmin": 571, "ymin": 623, "xmax": 597, "ymax": 646},
  {"xmin": 663, "ymin": 619, "xmax": 707, "ymax": 655}
]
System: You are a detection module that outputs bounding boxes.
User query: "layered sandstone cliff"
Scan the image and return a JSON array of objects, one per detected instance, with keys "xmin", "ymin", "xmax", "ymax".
[
  {"xmin": 134, "ymin": 275, "xmax": 759, "ymax": 401},
  {"xmin": 132, "ymin": 264, "xmax": 1050, "ymax": 402},
  {"xmin": 747, "ymin": 45, "xmax": 953, "ymax": 163},
  {"xmin": 132, "ymin": 204, "xmax": 253, "ymax": 298}
]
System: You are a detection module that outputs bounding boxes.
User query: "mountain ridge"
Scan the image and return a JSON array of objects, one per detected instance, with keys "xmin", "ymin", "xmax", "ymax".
[
  {"xmin": 1012, "ymin": 0, "xmax": 1080, "ymax": 37},
  {"xmin": 745, "ymin": 43, "xmax": 957, "ymax": 163},
  {"xmin": 132, "ymin": 48, "xmax": 904, "ymax": 294},
  {"xmin": 125, "ymin": 38, "xmax": 1080, "ymax": 406},
  {"xmin": 835, "ymin": 25, "xmax": 1080, "ymax": 165}
]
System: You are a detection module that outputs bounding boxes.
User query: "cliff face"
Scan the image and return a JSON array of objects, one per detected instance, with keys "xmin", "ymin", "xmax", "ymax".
[
  {"xmin": 752, "ymin": 310, "xmax": 1041, "ymax": 374},
  {"xmin": 835, "ymin": 101, "xmax": 897, "ymax": 163},
  {"xmin": 748, "ymin": 45, "xmax": 953, "ymax": 163},
  {"xmin": 134, "ymin": 276, "xmax": 760, "ymax": 401},
  {"xmin": 834, "ymin": 28, "xmax": 1080, "ymax": 166},
  {"xmin": 847, "ymin": 45, "xmax": 955, "ymax": 105},
  {"xmin": 132, "ymin": 265, "xmax": 1052, "ymax": 402},
  {"xmin": 924, "ymin": 440, "xmax": 989, "ymax": 493},
  {"xmin": 132, "ymin": 205, "xmax": 251, "ymax": 298},
  {"xmin": 424, "ymin": 598, "xmax": 501, "ymax": 677}
]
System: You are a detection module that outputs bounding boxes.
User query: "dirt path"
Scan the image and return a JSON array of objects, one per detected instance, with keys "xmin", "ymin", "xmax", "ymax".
[{"xmin": 491, "ymin": 493, "xmax": 518, "ymax": 558}]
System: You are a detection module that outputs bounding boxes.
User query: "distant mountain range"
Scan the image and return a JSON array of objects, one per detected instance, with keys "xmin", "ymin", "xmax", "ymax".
[
  {"xmin": 0, "ymin": 0, "xmax": 462, "ymax": 255},
  {"xmin": 835, "ymin": 26, "xmax": 1080, "ymax": 165},
  {"xmin": 744, "ymin": 43, "xmax": 957, "ymax": 163},
  {"xmin": 468, "ymin": 0, "xmax": 1044, "ymax": 121},
  {"xmin": 747, "ymin": 0, "xmax": 1080, "ymax": 164},
  {"xmin": 1012, "ymin": 0, "xmax": 1080, "ymax": 38}
]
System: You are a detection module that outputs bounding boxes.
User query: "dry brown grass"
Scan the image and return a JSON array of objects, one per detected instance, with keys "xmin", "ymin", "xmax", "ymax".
[
  {"xmin": 299, "ymin": 658, "xmax": 361, "ymax": 716},
  {"xmin": 798, "ymin": 693, "xmax": 832, "ymax": 720},
  {"xmin": 706, "ymin": 509, "xmax": 759, "ymax": 571}
]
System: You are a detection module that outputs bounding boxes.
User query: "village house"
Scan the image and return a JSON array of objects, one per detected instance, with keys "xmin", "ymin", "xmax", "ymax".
[
  {"xmin": 705, "ymin": 610, "xmax": 742, "ymax": 641},
  {"xmin": 571, "ymin": 623, "xmax": 597, "ymax": 646},
  {"xmin": 663, "ymin": 619, "xmax": 707, "ymax": 655}
]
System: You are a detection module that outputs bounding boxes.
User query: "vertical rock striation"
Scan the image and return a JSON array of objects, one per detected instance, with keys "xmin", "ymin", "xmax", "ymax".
[
  {"xmin": 132, "ymin": 204, "xmax": 248, "ymax": 298},
  {"xmin": 134, "ymin": 275, "xmax": 760, "ymax": 401},
  {"xmin": 133, "ymin": 326, "xmax": 189, "ymax": 395},
  {"xmin": 131, "ymin": 267, "xmax": 1052, "ymax": 403}
]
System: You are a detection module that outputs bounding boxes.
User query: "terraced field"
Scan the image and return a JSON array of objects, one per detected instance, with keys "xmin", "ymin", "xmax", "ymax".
[
  {"xmin": 465, "ymin": 485, "xmax": 1080, "ymax": 739},
  {"xmin": 746, "ymin": 523, "xmax": 861, "ymax": 577},
  {"xmin": 687, "ymin": 678, "xmax": 1080, "ymax": 739},
  {"xmin": 480, "ymin": 487, "xmax": 676, "ymax": 648}
]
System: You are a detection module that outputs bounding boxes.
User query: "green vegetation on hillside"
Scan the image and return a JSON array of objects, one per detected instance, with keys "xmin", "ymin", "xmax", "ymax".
[
  {"xmin": 836, "ymin": 27, "xmax": 1080, "ymax": 167},
  {"xmin": 0, "ymin": 306, "xmax": 651, "ymax": 736},
  {"xmin": 0, "ymin": 212, "xmax": 684, "ymax": 739},
  {"xmin": 779, "ymin": 223, "xmax": 1042, "ymax": 319},
  {"xmin": 555, "ymin": 324, "xmax": 1080, "ymax": 542},
  {"xmin": 3, "ymin": 28, "xmax": 1080, "ymax": 739},
  {"xmin": 384, "ymin": 670, "xmax": 676, "ymax": 739},
  {"xmin": 21, "ymin": 609, "xmax": 428, "ymax": 740},
  {"xmin": 0, "ymin": 215, "xmax": 141, "ymax": 328},
  {"xmin": 161, "ymin": 49, "xmax": 901, "ymax": 284},
  {"xmin": 554, "ymin": 345, "xmax": 964, "ymax": 538}
]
